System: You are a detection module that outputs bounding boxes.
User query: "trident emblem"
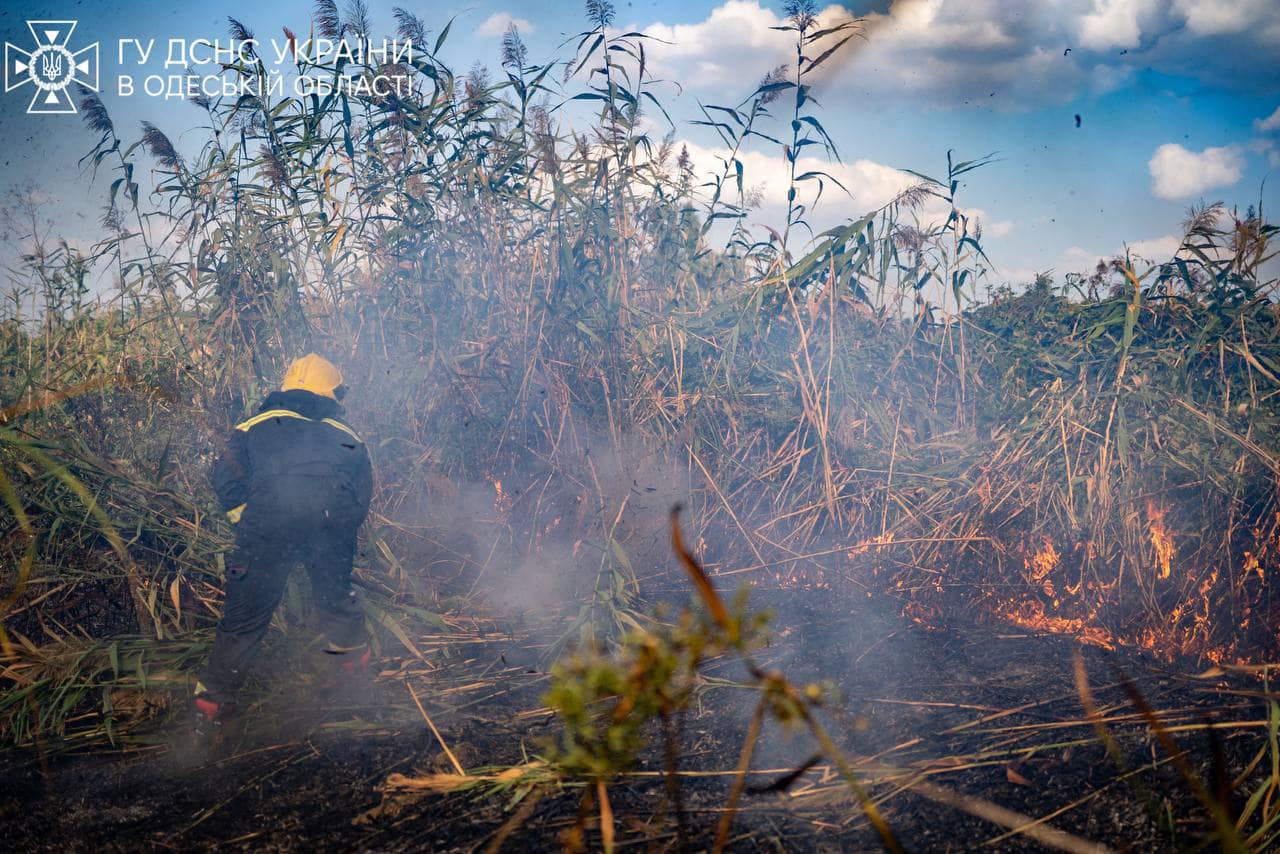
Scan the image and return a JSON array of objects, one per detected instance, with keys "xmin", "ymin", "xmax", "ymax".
[{"xmin": 41, "ymin": 51, "xmax": 62, "ymax": 80}]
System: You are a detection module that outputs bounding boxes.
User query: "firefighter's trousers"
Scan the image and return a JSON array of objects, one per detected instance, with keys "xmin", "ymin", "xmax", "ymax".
[{"xmin": 199, "ymin": 519, "xmax": 365, "ymax": 703}]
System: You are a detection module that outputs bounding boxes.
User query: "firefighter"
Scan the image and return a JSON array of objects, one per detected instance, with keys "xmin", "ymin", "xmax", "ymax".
[{"xmin": 192, "ymin": 353, "xmax": 373, "ymax": 746}]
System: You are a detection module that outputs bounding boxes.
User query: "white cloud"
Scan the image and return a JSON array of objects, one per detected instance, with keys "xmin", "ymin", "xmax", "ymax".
[
  {"xmin": 673, "ymin": 140, "xmax": 1018, "ymax": 245},
  {"xmin": 1171, "ymin": 0, "xmax": 1280, "ymax": 39},
  {"xmin": 1035, "ymin": 231, "xmax": 1222, "ymax": 281},
  {"xmin": 826, "ymin": 0, "xmax": 1136, "ymax": 110},
  {"xmin": 678, "ymin": 139, "xmax": 919, "ymax": 217},
  {"xmin": 1257, "ymin": 105, "xmax": 1280, "ymax": 133},
  {"xmin": 988, "ymin": 247, "xmax": 1112, "ymax": 286},
  {"xmin": 1008, "ymin": 240, "xmax": 1141, "ymax": 280},
  {"xmin": 1060, "ymin": 245, "xmax": 1103, "ymax": 271},
  {"xmin": 1250, "ymin": 139, "xmax": 1280, "ymax": 168},
  {"xmin": 1077, "ymin": 0, "xmax": 1160, "ymax": 50},
  {"xmin": 642, "ymin": 0, "xmax": 1089, "ymax": 109},
  {"xmin": 637, "ymin": 0, "xmax": 1280, "ymax": 112},
  {"xmin": 1148, "ymin": 143, "xmax": 1244, "ymax": 200},
  {"xmin": 987, "ymin": 219, "xmax": 1015, "ymax": 238},
  {"xmin": 642, "ymin": 1, "xmax": 851, "ymax": 92},
  {"xmin": 998, "ymin": 267, "xmax": 1041, "ymax": 285},
  {"xmin": 954, "ymin": 207, "xmax": 1013, "ymax": 238},
  {"xmin": 1127, "ymin": 233, "xmax": 1182, "ymax": 261},
  {"xmin": 476, "ymin": 12, "xmax": 534, "ymax": 38},
  {"xmin": 686, "ymin": 142, "xmax": 955, "ymax": 238}
]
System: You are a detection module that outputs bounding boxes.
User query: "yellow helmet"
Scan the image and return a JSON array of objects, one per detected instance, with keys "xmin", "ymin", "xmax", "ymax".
[{"xmin": 281, "ymin": 353, "xmax": 344, "ymax": 400}]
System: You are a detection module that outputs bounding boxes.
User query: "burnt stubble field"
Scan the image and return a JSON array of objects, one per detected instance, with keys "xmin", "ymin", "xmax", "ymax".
[{"xmin": 2, "ymin": 585, "xmax": 1272, "ymax": 851}]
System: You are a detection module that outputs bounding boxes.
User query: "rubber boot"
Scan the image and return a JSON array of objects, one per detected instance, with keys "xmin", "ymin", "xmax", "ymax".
[
  {"xmin": 322, "ymin": 645, "xmax": 382, "ymax": 716},
  {"xmin": 337, "ymin": 645, "xmax": 372, "ymax": 675},
  {"xmin": 185, "ymin": 693, "xmax": 239, "ymax": 765}
]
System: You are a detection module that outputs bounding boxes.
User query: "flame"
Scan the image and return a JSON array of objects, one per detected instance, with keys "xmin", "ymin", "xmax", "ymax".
[
  {"xmin": 1024, "ymin": 538, "xmax": 1060, "ymax": 597},
  {"xmin": 848, "ymin": 532, "xmax": 894, "ymax": 557},
  {"xmin": 490, "ymin": 477, "xmax": 512, "ymax": 513},
  {"xmin": 1147, "ymin": 502, "xmax": 1174, "ymax": 580},
  {"xmin": 1244, "ymin": 550, "xmax": 1263, "ymax": 582},
  {"xmin": 901, "ymin": 599, "xmax": 941, "ymax": 629},
  {"xmin": 864, "ymin": 503, "xmax": 1270, "ymax": 664},
  {"xmin": 806, "ymin": 482, "xmax": 1280, "ymax": 663},
  {"xmin": 1132, "ymin": 568, "xmax": 1235, "ymax": 663},
  {"xmin": 1025, "ymin": 538, "xmax": 1060, "ymax": 582},
  {"xmin": 998, "ymin": 598, "xmax": 1114, "ymax": 649},
  {"xmin": 993, "ymin": 560, "xmax": 1245, "ymax": 664}
]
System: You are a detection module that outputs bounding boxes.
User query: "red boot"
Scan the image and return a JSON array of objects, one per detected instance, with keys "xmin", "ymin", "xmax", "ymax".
[
  {"xmin": 187, "ymin": 691, "xmax": 238, "ymax": 763},
  {"xmin": 323, "ymin": 642, "xmax": 372, "ymax": 674},
  {"xmin": 324, "ymin": 644, "xmax": 381, "ymax": 713},
  {"xmin": 339, "ymin": 645, "xmax": 372, "ymax": 675}
]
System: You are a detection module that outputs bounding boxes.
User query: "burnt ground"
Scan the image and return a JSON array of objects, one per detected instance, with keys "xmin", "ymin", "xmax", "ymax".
[{"xmin": 0, "ymin": 589, "xmax": 1272, "ymax": 852}]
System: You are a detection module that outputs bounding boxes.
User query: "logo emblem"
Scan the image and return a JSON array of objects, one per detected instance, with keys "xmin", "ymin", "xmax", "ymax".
[{"xmin": 5, "ymin": 21, "xmax": 99, "ymax": 114}]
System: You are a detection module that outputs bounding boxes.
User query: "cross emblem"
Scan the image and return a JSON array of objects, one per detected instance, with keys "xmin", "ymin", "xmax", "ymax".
[{"xmin": 5, "ymin": 20, "xmax": 99, "ymax": 114}]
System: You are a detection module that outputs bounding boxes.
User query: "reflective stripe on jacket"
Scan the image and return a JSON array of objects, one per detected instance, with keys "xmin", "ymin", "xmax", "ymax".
[{"xmin": 211, "ymin": 389, "xmax": 372, "ymax": 528}]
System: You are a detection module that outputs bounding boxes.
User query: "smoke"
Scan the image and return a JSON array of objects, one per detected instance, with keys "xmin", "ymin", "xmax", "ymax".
[{"xmin": 401, "ymin": 425, "xmax": 692, "ymax": 622}]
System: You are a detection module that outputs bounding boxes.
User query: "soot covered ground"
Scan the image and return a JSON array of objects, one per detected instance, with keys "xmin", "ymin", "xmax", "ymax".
[{"xmin": 0, "ymin": 590, "xmax": 1264, "ymax": 852}]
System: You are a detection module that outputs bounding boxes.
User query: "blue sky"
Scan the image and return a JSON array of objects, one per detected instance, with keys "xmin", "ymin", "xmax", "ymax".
[{"xmin": 1, "ymin": 0, "xmax": 1278, "ymax": 292}]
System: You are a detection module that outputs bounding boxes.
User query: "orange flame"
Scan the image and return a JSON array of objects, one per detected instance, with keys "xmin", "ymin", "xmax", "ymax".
[
  {"xmin": 1024, "ymin": 538, "xmax": 1060, "ymax": 582},
  {"xmin": 1147, "ymin": 502, "xmax": 1174, "ymax": 580},
  {"xmin": 998, "ymin": 598, "xmax": 1114, "ymax": 649},
  {"xmin": 848, "ymin": 532, "xmax": 894, "ymax": 558},
  {"xmin": 490, "ymin": 477, "xmax": 512, "ymax": 513},
  {"xmin": 1024, "ymin": 538, "xmax": 1060, "ymax": 597}
]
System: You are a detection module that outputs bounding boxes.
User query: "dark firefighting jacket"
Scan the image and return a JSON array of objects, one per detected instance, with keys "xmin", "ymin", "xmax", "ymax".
[{"xmin": 211, "ymin": 389, "xmax": 373, "ymax": 531}]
